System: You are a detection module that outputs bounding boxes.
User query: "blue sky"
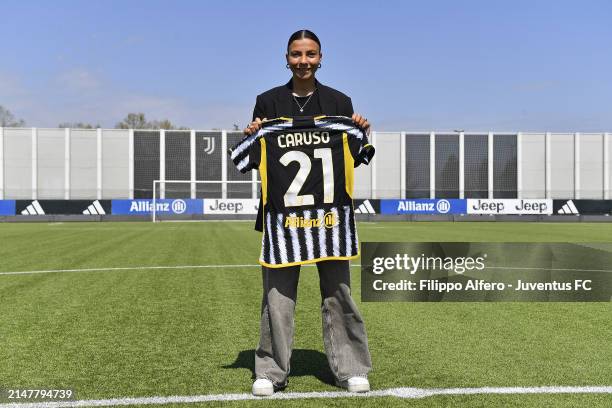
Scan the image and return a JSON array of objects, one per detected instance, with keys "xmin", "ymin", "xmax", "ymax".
[{"xmin": 1, "ymin": 0, "xmax": 611, "ymax": 131}]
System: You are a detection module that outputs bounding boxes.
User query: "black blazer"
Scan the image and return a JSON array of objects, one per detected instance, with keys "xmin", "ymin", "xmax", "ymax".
[
  {"xmin": 252, "ymin": 79, "xmax": 354, "ymax": 121},
  {"xmin": 250, "ymin": 79, "xmax": 355, "ymax": 231}
]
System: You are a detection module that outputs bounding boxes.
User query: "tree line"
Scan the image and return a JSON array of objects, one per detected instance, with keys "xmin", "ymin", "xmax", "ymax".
[{"xmin": 0, "ymin": 105, "xmax": 190, "ymax": 129}]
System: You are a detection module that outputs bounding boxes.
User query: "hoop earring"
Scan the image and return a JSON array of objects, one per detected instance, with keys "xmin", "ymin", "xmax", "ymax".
[
  {"xmin": 286, "ymin": 64, "xmax": 290, "ymax": 69},
  {"xmin": 318, "ymin": 63, "xmax": 322, "ymax": 68}
]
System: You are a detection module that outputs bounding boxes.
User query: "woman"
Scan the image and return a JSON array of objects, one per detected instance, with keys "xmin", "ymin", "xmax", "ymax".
[{"xmin": 243, "ymin": 29, "xmax": 373, "ymax": 396}]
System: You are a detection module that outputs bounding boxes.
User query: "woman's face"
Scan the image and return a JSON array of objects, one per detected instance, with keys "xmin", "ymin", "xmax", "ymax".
[{"xmin": 286, "ymin": 38, "xmax": 322, "ymax": 81}]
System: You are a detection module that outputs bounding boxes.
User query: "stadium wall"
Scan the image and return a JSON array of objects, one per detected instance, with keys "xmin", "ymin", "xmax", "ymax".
[{"xmin": 1, "ymin": 127, "xmax": 610, "ymax": 211}]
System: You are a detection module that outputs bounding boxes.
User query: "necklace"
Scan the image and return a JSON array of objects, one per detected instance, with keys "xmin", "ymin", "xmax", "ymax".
[{"xmin": 292, "ymin": 89, "xmax": 316, "ymax": 112}]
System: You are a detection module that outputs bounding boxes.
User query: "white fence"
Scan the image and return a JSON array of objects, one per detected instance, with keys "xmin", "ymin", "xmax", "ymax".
[{"xmin": 0, "ymin": 127, "xmax": 610, "ymax": 200}]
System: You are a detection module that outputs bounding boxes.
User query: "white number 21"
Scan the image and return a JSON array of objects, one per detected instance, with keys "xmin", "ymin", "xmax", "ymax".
[{"xmin": 279, "ymin": 148, "xmax": 334, "ymax": 207}]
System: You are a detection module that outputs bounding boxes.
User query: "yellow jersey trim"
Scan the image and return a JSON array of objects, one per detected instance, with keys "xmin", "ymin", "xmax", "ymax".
[
  {"xmin": 259, "ymin": 252, "xmax": 360, "ymax": 268},
  {"xmin": 260, "ymin": 138, "xmax": 267, "ymax": 206},
  {"xmin": 342, "ymin": 133, "xmax": 354, "ymax": 198}
]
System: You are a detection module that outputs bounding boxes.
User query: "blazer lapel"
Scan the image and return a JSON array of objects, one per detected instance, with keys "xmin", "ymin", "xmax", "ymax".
[
  {"xmin": 274, "ymin": 80, "xmax": 294, "ymax": 118},
  {"xmin": 316, "ymin": 79, "xmax": 336, "ymax": 115}
]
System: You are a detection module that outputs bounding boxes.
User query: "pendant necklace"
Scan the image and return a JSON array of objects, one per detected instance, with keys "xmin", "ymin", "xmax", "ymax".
[{"xmin": 293, "ymin": 89, "xmax": 316, "ymax": 113}]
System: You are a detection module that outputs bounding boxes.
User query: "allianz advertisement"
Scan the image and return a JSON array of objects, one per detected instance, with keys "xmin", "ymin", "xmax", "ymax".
[
  {"xmin": 0, "ymin": 200, "xmax": 16, "ymax": 216},
  {"xmin": 380, "ymin": 199, "xmax": 553, "ymax": 215},
  {"xmin": 112, "ymin": 199, "xmax": 203, "ymax": 215},
  {"xmin": 467, "ymin": 199, "xmax": 552, "ymax": 215},
  {"xmin": 111, "ymin": 199, "xmax": 259, "ymax": 215},
  {"xmin": 41, "ymin": 198, "xmax": 553, "ymax": 216},
  {"xmin": 380, "ymin": 199, "xmax": 467, "ymax": 215}
]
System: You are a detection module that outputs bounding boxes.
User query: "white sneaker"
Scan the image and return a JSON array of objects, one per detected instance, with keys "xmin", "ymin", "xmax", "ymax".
[
  {"xmin": 252, "ymin": 378, "xmax": 274, "ymax": 396},
  {"xmin": 336, "ymin": 376, "xmax": 370, "ymax": 393}
]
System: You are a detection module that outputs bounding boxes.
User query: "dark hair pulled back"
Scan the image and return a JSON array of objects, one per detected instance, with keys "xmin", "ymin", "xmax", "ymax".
[{"xmin": 287, "ymin": 30, "xmax": 321, "ymax": 52}]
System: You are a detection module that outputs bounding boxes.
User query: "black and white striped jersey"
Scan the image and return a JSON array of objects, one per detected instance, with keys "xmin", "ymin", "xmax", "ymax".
[{"xmin": 229, "ymin": 116, "xmax": 374, "ymax": 268}]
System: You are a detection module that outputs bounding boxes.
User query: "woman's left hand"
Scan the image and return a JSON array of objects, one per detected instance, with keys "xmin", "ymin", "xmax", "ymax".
[{"xmin": 352, "ymin": 113, "xmax": 371, "ymax": 135}]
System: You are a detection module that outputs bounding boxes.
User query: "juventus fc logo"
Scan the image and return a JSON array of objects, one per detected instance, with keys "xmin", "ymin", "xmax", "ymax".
[
  {"xmin": 203, "ymin": 136, "xmax": 215, "ymax": 154},
  {"xmin": 324, "ymin": 212, "xmax": 336, "ymax": 228}
]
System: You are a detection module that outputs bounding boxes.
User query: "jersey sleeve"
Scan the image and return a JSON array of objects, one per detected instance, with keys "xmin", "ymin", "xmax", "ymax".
[
  {"xmin": 228, "ymin": 133, "xmax": 261, "ymax": 173},
  {"xmin": 346, "ymin": 127, "xmax": 375, "ymax": 167}
]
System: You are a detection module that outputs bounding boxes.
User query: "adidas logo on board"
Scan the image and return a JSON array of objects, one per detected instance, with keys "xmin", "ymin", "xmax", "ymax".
[
  {"xmin": 557, "ymin": 200, "xmax": 579, "ymax": 215},
  {"xmin": 355, "ymin": 200, "xmax": 376, "ymax": 214},
  {"xmin": 83, "ymin": 200, "xmax": 106, "ymax": 215},
  {"xmin": 21, "ymin": 200, "xmax": 45, "ymax": 215}
]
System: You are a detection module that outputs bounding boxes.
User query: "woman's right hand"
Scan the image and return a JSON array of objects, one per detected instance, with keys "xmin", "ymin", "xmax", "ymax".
[{"xmin": 243, "ymin": 117, "xmax": 266, "ymax": 135}]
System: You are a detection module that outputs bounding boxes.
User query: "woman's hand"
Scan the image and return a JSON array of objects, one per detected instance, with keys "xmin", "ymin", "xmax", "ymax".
[
  {"xmin": 244, "ymin": 117, "xmax": 267, "ymax": 135},
  {"xmin": 352, "ymin": 113, "xmax": 371, "ymax": 135}
]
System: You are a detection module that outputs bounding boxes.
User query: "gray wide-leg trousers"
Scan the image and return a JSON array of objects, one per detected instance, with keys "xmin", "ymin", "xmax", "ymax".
[{"xmin": 254, "ymin": 259, "xmax": 372, "ymax": 387}]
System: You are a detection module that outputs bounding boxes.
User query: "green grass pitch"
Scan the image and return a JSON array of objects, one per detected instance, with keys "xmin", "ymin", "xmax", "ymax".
[{"xmin": 0, "ymin": 221, "xmax": 611, "ymax": 407}]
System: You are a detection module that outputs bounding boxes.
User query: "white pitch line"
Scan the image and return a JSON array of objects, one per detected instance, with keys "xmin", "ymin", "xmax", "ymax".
[
  {"xmin": 0, "ymin": 264, "xmax": 362, "ymax": 276},
  {"xmin": 2, "ymin": 263, "xmax": 611, "ymax": 277},
  {"xmin": 1, "ymin": 386, "xmax": 610, "ymax": 408},
  {"xmin": 0, "ymin": 265, "xmax": 261, "ymax": 276}
]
